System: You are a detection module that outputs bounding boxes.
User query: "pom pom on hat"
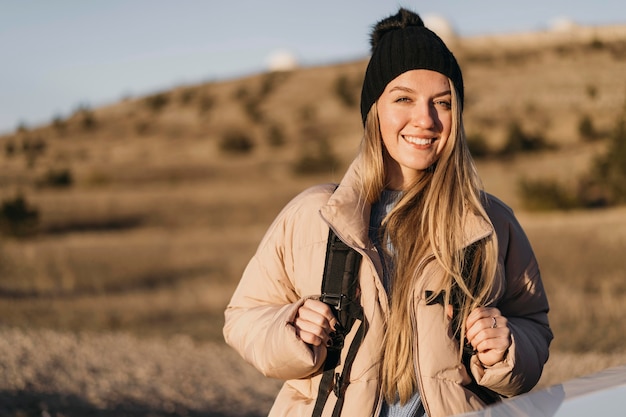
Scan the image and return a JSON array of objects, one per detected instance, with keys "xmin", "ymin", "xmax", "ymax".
[
  {"xmin": 360, "ymin": 8, "xmax": 464, "ymax": 124},
  {"xmin": 369, "ymin": 8, "xmax": 425, "ymax": 52}
]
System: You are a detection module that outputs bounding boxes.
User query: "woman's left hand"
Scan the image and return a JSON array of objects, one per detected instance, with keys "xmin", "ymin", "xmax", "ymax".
[{"xmin": 465, "ymin": 307, "xmax": 511, "ymax": 367}]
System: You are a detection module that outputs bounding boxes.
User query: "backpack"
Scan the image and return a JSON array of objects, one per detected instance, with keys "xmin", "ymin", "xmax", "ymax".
[
  {"xmin": 311, "ymin": 233, "xmax": 500, "ymax": 416},
  {"xmin": 312, "ymin": 228, "xmax": 365, "ymax": 417}
]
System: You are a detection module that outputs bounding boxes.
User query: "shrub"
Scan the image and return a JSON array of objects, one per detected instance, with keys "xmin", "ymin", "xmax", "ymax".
[
  {"xmin": 518, "ymin": 178, "xmax": 578, "ymax": 211},
  {"xmin": 292, "ymin": 123, "xmax": 339, "ymax": 175},
  {"xmin": 22, "ymin": 137, "xmax": 47, "ymax": 154},
  {"xmin": 37, "ymin": 168, "xmax": 73, "ymax": 188},
  {"xmin": 589, "ymin": 38, "xmax": 605, "ymax": 50},
  {"xmin": 233, "ymin": 86, "xmax": 249, "ymax": 101},
  {"xmin": 144, "ymin": 93, "xmax": 169, "ymax": 113},
  {"xmin": 259, "ymin": 72, "xmax": 279, "ymax": 98},
  {"xmin": 266, "ymin": 123, "xmax": 285, "ymax": 148},
  {"xmin": 198, "ymin": 94, "xmax": 215, "ymax": 114},
  {"xmin": 52, "ymin": 115, "xmax": 67, "ymax": 132},
  {"xmin": 586, "ymin": 84, "xmax": 598, "ymax": 100},
  {"xmin": 179, "ymin": 88, "xmax": 196, "ymax": 105},
  {"xmin": 466, "ymin": 132, "xmax": 491, "ymax": 159},
  {"xmin": 588, "ymin": 116, "xmax": 626, "ymax": 204},
  {"xmin": 22, "ymin": 137, "xmax": 47, "ymax": 165},
  {"xmin": 4, "ymin": 140, "xmax": 16, "ymax": 157},
  {"xmin": 578, "ymin": 114, "xmax": 599, "ymax": 141},
  {"xmin": 500, "ymin": 120, "xmax": 550, "ymax": 155},
  {"xmin": 0, "ymin": 194, "xmax": 39, "ymax": 237},
  {"xmin": 334, "ymin": 74, "xmax": 358, "ymax": 108},
  {"xmin": 219, "ymin": 129, "xmax": 255, "ymax": 155},
  {"xmin": 293, "ymin": 138, "xmax": 339, "ymax": 175},
  {"xmin": 80, "ymin": 108, "xmax": 97, "ymax": 130}
]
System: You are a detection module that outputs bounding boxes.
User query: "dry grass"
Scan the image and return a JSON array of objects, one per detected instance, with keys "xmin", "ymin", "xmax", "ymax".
[
  {"xmin": 0, "ymin": 325, "xmax": 623, "ymax": 416},
  {"xmin": 520, "ymin": 207, "xmax": 626, "ymax": 353},
  {"xmin": 1, "ymin": 28, "xmax": 626, "ymax": 416}
]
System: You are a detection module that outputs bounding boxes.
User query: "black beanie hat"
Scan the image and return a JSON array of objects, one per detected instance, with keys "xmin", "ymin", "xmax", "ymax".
[{"xmin": 360, "ymin": 8, "xmax": 464, "ymax": 124}]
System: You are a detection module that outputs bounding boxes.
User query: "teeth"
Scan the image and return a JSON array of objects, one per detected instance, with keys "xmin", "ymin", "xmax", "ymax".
[{"xmin": 404, "ymin": 136, "xmax": 434, "ymax": 145}]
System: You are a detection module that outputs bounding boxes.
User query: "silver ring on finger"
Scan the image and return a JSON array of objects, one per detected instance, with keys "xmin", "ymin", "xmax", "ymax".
[{"xmin": 491, "ymin": 317, "xmax": 497, "ymax": 328}]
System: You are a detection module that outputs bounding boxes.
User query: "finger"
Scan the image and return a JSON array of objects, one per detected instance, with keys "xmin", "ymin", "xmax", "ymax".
[
  {"xmin": 303, "ymin": 299, "xmax": 337, "ymax": 330},
  {"xmin": 293, "ymin": 316, "xmax": 330, "ymax": 345},
  {"xmin": 475, "ymin": 332, "xmax": 511, "ymax": 366},
  {"xmin": 471, "ymin": 327, "xmax": 510, "ymax": 350},
  {"xmin": 466, "ymin": 307, "xmax": 501, "ymax": 329},
  {"xmin": 296, "ymin": 328, "xmax": 325, "ymax": 346},
  {"xmin": 466, "ymin": 317, "xmax": 510, "ymax": 349}
]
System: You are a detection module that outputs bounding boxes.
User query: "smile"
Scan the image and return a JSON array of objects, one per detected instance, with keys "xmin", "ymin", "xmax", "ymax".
[{"xmin": 403, "ymin": 135, "xmax": 436, "ymax": 146}]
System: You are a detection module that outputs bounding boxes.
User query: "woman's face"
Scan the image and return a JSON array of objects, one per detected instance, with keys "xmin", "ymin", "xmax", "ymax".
[{"xmin": 377, "ymin": 69, "xmax": 452, "ymax": 190}]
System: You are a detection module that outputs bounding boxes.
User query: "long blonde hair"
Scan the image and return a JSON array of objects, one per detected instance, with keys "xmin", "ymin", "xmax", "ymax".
[{"xmin": 358, "ymin": 80, "xmax": 499, "ymax": 404}]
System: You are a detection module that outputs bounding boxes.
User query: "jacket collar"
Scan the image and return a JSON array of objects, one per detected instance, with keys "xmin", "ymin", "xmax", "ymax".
[
  {"xmin": 320, "ymin": 160, "xmax": 372, "ymax": 250},
  {"xmin": 320, "ymin": 160, "xmax": 494, "ymax": 251}
]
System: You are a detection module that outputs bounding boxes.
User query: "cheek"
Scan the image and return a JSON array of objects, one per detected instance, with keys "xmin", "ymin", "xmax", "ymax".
[{"xmin": 379, "ymin": 115, "xmax": 399, "ymax": 145}]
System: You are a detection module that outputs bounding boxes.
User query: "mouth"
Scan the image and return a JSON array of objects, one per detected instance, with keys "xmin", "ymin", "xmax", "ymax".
[{"xmin": 402, "ymin": 135, "xmax": 436, "ymax": 146}]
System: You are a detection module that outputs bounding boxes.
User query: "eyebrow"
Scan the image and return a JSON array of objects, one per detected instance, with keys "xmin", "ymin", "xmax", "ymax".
[{"xmin": 389, "ymin": 86, "xmax": 452, "ymax": 97}]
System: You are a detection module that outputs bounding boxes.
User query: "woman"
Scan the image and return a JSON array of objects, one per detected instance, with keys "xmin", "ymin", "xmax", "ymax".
[{"xmin": 223, "ymin": 8, "xmax": 552, "ymax": 417}]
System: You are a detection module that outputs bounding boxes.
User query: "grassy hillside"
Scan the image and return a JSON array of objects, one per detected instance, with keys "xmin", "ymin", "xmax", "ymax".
[{"xmin": 0, "ymin": 26, "xmax": 625, "ymax": 416}]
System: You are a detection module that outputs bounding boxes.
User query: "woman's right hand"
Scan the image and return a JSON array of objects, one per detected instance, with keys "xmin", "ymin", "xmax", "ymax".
[{"xmin": 294, "ymin": 299, "xmax": 337, "ymax": 347}]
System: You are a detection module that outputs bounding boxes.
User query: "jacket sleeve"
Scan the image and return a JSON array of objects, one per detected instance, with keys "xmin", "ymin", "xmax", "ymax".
[
  {"xmin": 470, "ymin": 198, "xmax": 553, "ymax": 397},
  {"xmin": 222, "ymin": 193, "xmax": 328, "ymax": 380}
]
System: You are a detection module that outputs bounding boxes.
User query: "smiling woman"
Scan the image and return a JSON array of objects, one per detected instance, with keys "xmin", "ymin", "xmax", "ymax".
[{"xmin": 223, "ymin": 8, "xmax": 552, "ymax": 417}]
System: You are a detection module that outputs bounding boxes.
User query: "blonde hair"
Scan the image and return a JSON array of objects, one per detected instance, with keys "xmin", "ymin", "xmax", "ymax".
[{"xmin": 358, "ymin": 80, "xmax": 499, "ymax": 404}]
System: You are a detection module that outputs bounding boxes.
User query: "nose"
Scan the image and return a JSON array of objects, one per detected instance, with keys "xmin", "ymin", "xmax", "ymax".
[{"xmin": 411, "ymin": 101, "xmax": 437, "ymax": 130}]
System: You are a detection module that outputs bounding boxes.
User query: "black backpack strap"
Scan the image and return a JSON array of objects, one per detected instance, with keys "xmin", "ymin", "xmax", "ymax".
[{"xmin": 311, "ymin": 228, "xmax": 365, "ymax": 417}]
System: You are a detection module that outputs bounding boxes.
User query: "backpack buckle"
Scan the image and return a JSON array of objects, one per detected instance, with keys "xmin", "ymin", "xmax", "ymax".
[{"xmin": 320, "ymin": 293, "xmax": 346, "ymax": 311}]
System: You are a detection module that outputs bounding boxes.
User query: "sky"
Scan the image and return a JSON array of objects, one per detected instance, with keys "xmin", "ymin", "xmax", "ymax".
[{"xmin": 1, "ymin": 0, "xmax": 625, "ymax": 135}]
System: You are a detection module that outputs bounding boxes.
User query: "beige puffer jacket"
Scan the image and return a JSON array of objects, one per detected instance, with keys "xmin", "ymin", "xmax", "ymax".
[{"xmin": 223, "ymin": 162, "xmax": 552, "ymax": 417}]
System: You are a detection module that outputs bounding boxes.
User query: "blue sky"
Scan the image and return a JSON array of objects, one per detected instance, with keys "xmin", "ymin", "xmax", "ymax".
[{"xmin": 1, "ymin": 0, "xmax": 625, "ymax": 134}]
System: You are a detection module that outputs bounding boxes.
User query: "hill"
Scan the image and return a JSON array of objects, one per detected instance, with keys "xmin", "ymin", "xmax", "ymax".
[{"xmin": 0, "ymin": 25, "xmax": 626, "ymax": 416}]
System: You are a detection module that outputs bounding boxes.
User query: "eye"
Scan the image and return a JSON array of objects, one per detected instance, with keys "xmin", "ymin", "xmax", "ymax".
[
  {"xmin": 435, "ymin": 100, "xmax": 452, "ymax": 110},
  {"xmin": 394, "ymin": 96, "xmax": 411, "ymax": 103}
]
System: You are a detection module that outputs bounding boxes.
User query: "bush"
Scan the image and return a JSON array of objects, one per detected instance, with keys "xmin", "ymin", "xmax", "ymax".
[
  {"xmin": 198, "ymin": 94, "xmax": 215, "ymax": 114},
  {"xmin": 0, "ymin": 194, "xmax": 39, "ymax": 237},
  {"xmin": 518, "ymin": 178, "xmax": 578, "ymax": 211},
  {"xmin": 4, "ymin": 140, "xmax": 16, "ymax": 157},
  {"xmin": 243, "ymin": 98, "xmax": 263, "ymax": 123},
  {"xmin": 578, "ymin": 114, "xmax": 598, "ymax": 141},
  {"xmin": 80, "ymin": 108, "xmax": 97, "ymax": 131},
  {"xmin": 589, "ymin": 38, "xmax": 605, "ymax": 50},
  {"xmin": 293, "ymin": 140, "xmax": 339, "ymax": 175},
  {"xmin": 219, "ymin": 129, "xmax": 255, "ymax": 155},
  {"xmin": 259, "ymin": 72, "xmax": 280, "ymax": 98},
  {"xmin": 292, "ymin": 123, "xmax": 339, "ymax": 175},
  {"xmin": 500, "ymin": 120, "xmax": 550, "ymax": 155},
  {"xmin": 52, "ymin": 115, "xmax": 67, "ymax": 132},
  {"xmin": 37, "ymin": 168, "xmax": 73, "ymax": 188},
  {"xmin": 524, "ymin": 114, "xmax": 626, "ymax": 211},
  {"xmin": 586, "ymin": 84, "xmax": 598, "ymax": 100},
  {"xmin": 266, "ymin": 123, "xmax": 285, "ymax": 148},
  {"xmin": 587, "ymin": 116, "xmax": 626, "ymax": 204},
  {"xmin": 466, "ymin": 132, "xmax": 491, "ymax": 159},
  {"xmin": 144, "ymin": 93, "xmax": 169, "ymax": 113},
  {"xmin": 179, "ymin": 88, "xmax": 196, "ymax": 105},
  {"xmin": 334, "ymin": 74, "xmax": 359, "ymax": 108},
  {"xmin": 22, "ymin": 137, "xmax": 47, "ymax": 165}
]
